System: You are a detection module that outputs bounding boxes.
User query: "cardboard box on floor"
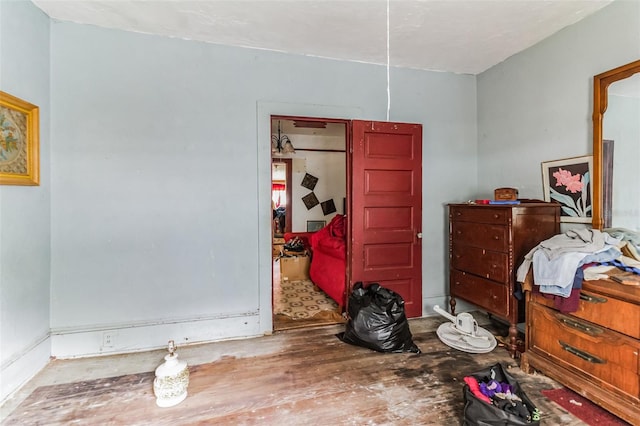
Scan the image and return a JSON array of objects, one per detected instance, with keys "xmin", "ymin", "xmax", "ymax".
[{"xmin": 280, "ymin": 254, "xmax": 310, "ymax": 281}]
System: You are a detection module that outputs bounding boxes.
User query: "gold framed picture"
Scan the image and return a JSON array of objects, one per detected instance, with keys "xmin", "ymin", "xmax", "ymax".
[{"xmin": 0, "ymin": 91, "xmax": 40, "ymax": 185}]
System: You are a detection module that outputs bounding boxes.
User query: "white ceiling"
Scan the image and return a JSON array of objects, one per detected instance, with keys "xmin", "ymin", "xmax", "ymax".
[{"xmin": 32, "ymin": 0, "xmax": 614, "ymax": 75}]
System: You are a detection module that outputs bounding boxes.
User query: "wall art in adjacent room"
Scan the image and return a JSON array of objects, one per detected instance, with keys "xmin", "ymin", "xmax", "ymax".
[
  {"xmin": 302, "ymin": 192, "xmax": 320, "ymax": 210},
  {"xmin": 306, "ymin": 220, "xmax": 326, "ymax": 232},
  {"xmin": 321, "ymin": 199, "xmax": 336, "ymax": 216},
  {"xmin": 301, "ymin": 173, "xmax": 318, "ymax": 190}
]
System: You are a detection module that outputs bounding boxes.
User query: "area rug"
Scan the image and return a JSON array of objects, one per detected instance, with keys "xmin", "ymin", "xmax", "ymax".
[
  {"xmin": 541, "ymin": 387, "xmax": 630, "ymax": 425},
  {"xmin": 274, "ymin": 279, "xmax": 338, "ymax": 319}
]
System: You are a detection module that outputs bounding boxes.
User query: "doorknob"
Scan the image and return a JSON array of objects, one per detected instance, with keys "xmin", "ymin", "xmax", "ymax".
[{"xmin": 416, "ymin": 232, "xmax": 423, "ymax": 239}]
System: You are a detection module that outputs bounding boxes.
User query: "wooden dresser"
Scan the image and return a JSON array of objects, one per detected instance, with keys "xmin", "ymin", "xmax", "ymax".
[
  {"xmin": 522, "ymin": 279, "xmax": 640, "ymax": 424},
  {"xmin": 448, "ymin": 202, "xmax": 560, "ymax": 357}
]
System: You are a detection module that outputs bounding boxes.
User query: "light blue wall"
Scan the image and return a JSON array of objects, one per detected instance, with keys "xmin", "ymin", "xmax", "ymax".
[
  {"xmin": 477, "ymin": 0, "xmax": 640, "ymax": 204},
  {"xmin": 49, "ymin": 22, "xmax": 477, "ymax": 355},
  {"xmin": 0, "ymin": 0, "xmax": 51, "ymax": 401}
]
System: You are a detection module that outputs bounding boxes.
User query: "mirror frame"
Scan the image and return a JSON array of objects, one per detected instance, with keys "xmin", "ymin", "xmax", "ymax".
[{"xmin": 592, "ymin": 59, "xmax": 640, "ymax": 230}]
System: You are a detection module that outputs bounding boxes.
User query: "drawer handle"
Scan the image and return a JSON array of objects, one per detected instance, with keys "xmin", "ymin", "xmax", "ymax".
[
  {"xmin": 557, "ymin": 314, "xmax": 603, "ymax": 336},
  {"xmin": 579, "ymin": 293, "xmax": 608, "ymax": 304},
  {"xmin": 493, "ymin": 214, "xmax": 499, "ymax": 219},
  {"xmin": 559, "ymin": 341, "xmax": 605, "ymax": 364}
]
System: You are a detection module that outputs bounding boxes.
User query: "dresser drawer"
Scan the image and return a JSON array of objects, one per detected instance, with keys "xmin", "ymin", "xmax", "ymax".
[
  {"xmin": 451, "ymin": 222, "xmax": 509, "ymax": 252},
  {"xmin": 531, "ymin": 289, "xmax": 640, "ymax": 339},
  {"xmin": 529, "ymin": 302, "xmax": 640, "ymax": 398},
  {"xmin": 450, "ymin": 270, "xmax": 509, "ymax": 317},
  {"xmin": 451, "ymin": 246, "xmax": 508, "ymax": 283},
  {"xmin": 450, "ymin": 206, "xmax": 509, "ymax": 224}
]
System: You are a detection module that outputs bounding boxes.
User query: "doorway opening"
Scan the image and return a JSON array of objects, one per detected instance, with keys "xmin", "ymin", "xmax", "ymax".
[{"xmin": 270, "ymin": 116, "xmax": 349, "ymax": 331}]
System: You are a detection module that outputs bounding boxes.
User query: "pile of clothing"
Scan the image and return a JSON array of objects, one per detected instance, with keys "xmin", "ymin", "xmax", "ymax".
[{"xmin": 516, "ymin": 227, "xmax": 640, "ymax": 313}]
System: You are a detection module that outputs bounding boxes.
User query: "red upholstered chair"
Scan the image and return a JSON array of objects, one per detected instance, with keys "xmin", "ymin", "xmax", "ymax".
[
  {"xmin": 309, "ymin": 214, "xmax": 347, "ymax": 309},
  {"xmin": 282, "ymin": 215, "xmax": 347, "ymax": 309}
]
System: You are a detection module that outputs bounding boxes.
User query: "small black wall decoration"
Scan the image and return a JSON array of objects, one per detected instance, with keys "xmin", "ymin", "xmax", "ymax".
[
  {"xmin": 301, "ymin": 173, "xmax": 318, "ymax": 190},
  {"xmin": 321, "ymin": 199, "xmax": 336, "ymax": 216},
  {"xmin": 302, "ymin": 192, "xmax": 320, "ymax": 210}
]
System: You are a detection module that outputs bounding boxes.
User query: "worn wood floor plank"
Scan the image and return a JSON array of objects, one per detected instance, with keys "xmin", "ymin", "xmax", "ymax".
[{"xmin": 2, "ymin": 318, "xmax": 587, "ymax": 425}]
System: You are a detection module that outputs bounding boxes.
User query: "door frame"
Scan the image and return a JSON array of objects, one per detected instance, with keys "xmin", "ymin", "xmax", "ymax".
[{"xmin": 257, "ymin": 102, "xmax": 363, "ymax": 334}]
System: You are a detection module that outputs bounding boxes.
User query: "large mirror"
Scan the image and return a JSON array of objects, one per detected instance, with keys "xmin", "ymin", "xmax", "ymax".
[{"xmin": 592, "ymin": 59, "xmax": 640, "ymax": 231}]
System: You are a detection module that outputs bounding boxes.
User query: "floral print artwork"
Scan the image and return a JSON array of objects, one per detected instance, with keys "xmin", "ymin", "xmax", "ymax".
[
  {"xmin": 0, "ymin": 91, "xmax": 39, "ymax": 185},
  {"xmin": 542, "ymin": 156, "xmax": 592, "ymax": 223},
  {"xmin": 0, "ymin": 106, "xmax": 26, "ymax": 172},
  {"xmin": 551, "ymin": 167, "xmax": 590, "ymax": 217}
]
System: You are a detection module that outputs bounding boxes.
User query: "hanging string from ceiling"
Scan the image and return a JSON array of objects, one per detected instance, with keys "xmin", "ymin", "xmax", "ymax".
[{"xmin": 386, "ymin": 0, "xmax": 391, "ymax": 121}]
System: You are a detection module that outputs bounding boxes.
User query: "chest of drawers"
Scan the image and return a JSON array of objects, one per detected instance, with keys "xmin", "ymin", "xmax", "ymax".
[
  {"xmin": 522, "ymin": 280, "xmax": 640, "ymax": 424},
  {"xmin": 448, "ymin": 203, "xmax": 560, "ymax": 357}
]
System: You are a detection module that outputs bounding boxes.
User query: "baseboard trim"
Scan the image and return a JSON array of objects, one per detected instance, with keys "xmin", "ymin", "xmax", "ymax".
[
  {"xmin": 51, "ymin": 312, "xmax": 262, "ymax": 358},
  {"xmin": 0, "ymin": 334, "xmax": 51, "ymax": 403},
  {"xmin": 422, "ymin": 296, "xmax": 477, "ymax": 317}
]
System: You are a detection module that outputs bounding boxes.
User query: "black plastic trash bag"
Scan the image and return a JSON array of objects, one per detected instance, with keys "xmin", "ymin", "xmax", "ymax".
[
  {"xmin": 463, "ymin": 363, "xmax": 540, "ymax": 426},
  {"xmin": 337, "ymin": 282, "xmax": 420, "ymax": 353}
]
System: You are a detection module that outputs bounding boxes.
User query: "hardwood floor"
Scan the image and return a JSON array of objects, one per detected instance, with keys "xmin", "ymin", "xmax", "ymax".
[{"xmin": 2, "ymin": 316, "xmax": 587, "ymax": 425}]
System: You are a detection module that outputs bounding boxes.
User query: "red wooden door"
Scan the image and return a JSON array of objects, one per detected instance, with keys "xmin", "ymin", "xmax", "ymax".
[{"xmin": 349, "ymin": 121, "xmax": 423, "ymax": 318}]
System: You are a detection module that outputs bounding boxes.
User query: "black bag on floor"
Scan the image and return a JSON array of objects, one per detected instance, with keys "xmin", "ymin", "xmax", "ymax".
[
  {"xmin": 337, "ymin": 282, "xmax": 420, "ymax": 353},
  {"xmin": 463, "ymin": 363, "xmax": 540, "ymax": 426}
]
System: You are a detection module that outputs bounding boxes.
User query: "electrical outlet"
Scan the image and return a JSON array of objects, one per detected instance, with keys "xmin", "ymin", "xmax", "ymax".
[{"xmin": 103, "ymin": 331, "xmax": 115, "ymax": 348}]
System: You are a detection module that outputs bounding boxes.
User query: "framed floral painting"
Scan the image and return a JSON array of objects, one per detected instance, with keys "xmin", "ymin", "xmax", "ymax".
[
  {"xmin": 0, "ymin": 91, "xmax": 39, "ymax": 185},
  {"xmin": 542, "ymin": 155, "xmax": 593, "ymax": 223}
]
